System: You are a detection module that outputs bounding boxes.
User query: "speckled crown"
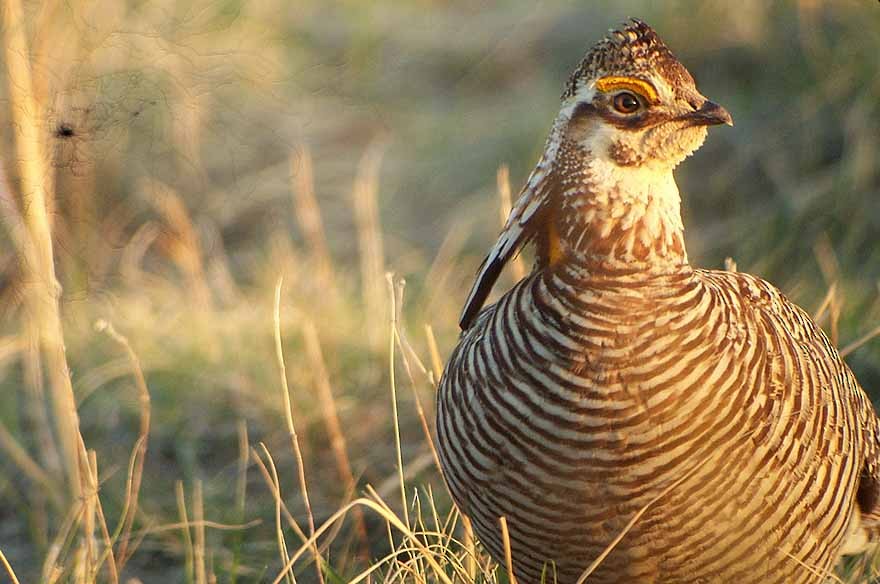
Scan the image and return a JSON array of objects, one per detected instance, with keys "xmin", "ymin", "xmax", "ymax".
[{"xmin": 562, "ymin": 19, "xmax": 695, "ymax": 100}]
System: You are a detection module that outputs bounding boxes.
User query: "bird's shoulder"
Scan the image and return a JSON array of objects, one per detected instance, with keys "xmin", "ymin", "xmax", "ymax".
[
  {"xmin": 694, "ymin": 267, "xmax": 875, "ymax": 425},
  {"xmin": 696, "ymin": 268, "xmax": 835, "ymax": 345}
]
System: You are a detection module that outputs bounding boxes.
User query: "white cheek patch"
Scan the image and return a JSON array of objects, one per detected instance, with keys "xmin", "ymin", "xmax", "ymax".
[{"xmin": 581, "ymin": 123, "xmax": 617, "ymax": 164}]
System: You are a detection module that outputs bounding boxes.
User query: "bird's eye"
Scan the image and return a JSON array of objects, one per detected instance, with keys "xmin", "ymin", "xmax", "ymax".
[{"xmin": 612, "ymin": 92, "xmax": 642, "ymax": 114}]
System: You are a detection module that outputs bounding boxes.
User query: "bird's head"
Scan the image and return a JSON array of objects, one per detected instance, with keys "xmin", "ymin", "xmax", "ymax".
[
  {"xmin": 556, "ymin": 19, "xmax": 732, "ymax": 171},
  {"xmin": 456, "ymin": 20, "xmax": 730, "ymax": 328}
]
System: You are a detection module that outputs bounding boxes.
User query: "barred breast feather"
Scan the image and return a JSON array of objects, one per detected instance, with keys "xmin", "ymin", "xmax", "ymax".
[{"xmin": 437, "ymin": 264, "xmax": 880, "ymax": 583}]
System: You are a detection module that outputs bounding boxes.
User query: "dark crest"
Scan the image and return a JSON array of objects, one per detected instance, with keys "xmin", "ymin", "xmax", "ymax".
[{"xmin": 562, "ymin": 19, "xmax": 695, "ymax": 100}]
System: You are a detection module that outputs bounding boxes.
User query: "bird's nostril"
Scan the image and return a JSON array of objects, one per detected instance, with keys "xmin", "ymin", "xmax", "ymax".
[{"xmin": 688, "ymin": 97, "xmax": 702, "ymax": 111}]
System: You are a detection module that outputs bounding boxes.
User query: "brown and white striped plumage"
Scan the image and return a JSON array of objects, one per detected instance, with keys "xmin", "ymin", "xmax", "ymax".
[{"xmin": 437, "ymin": 19, "xmax": 880, "ymax": 583}]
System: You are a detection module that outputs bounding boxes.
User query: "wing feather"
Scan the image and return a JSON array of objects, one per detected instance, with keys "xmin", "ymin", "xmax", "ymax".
[{"xmin": 458, "ymin": 164, "xmax": 554, "ymax": 329}]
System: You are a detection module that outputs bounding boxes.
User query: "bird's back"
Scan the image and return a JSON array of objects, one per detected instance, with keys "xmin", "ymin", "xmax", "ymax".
[{"xmin": 437, "ymin": 263, "xmax": 878, "ymax": 583}]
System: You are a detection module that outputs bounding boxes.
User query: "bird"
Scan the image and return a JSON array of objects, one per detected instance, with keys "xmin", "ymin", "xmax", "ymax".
[{"xmin": 436, "ymin": 18, "xmax": 880, "ymax": 584}]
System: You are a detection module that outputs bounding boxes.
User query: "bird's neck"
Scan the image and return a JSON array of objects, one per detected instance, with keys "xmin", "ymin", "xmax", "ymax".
[{"xmin": 552, "ymin": 149, "xmax": 689, "ymax": 274}]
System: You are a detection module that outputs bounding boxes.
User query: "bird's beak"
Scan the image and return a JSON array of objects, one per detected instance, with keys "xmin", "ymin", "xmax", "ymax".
[{"xmin": 686, "ymin": 100, "xmax": 733, "ymax": 127}]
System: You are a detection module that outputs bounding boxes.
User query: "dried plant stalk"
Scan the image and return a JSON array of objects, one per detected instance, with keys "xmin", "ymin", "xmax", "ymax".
[
  {"xmin": 250, "ymin": 446, "xmax": 311, "ymax": 547},
  {"xmin": 194, "ymin": 481, "xmax": 207, "ymax": 584},
  {"xmin": 3, "ymin": 0, "xmax": 83, "ymax": 500},
  {"xmin": 259, "ymin": 444, "xmax": 295, "ymax": 584},
  {"xmin": 841, "ymin": 324, "xmax": 880, "ymax": 358},
  {"xmin": 0, "ymin": 547, "xmax": 22, "ymax": 584},
  {"xmin": 175, "ymin": 481, "xmax": 195, "ymax": 584},
  {"xmin": 273, "ymin": 278, "xmax": 326, "ymax": 584},
  {"xmin": 302, "ymin": 320, "xmax": 369, "ymax": 555},
  {"xmin": 499, "ymin": 516, "xmax": 517, "ymax": 584},
  {"xmin": 461, "ymin": 514, "xmax": 477, "ymax": 582},
  {"xmin": 145, "ymin": 180, "xmax": 213, "ymax": 311},
  {"xmin": 353, "ymin": 141, "xmax": 388, "ymax": 343},
  {"xmin": 94, "ymin": 319, "xmax": 152, "ymax": 571},
  {"xmin": 386, "ymin": 274, "xmax": 410, "ymax": 530},
  {"xmin": 0, "ymin": 420, "xmax": 61, "ymax": 506},
  {"xmin": 424, "ymin": 324, "xmax": 443, "ymax": 387},
  {"xmin": 291, "ymin": 147, "xmax": 336, "ymax": 289}
]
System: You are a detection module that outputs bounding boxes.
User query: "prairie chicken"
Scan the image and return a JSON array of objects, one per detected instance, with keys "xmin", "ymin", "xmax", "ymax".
[{"xmin": 437, "ymin": 19, "xmax": 880, "ymax": 584}]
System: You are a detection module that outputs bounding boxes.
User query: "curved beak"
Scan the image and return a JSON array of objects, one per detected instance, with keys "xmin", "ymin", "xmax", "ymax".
[{"xmin": 686, "ymin": 100, "xmax": 733, "ymax": 127}]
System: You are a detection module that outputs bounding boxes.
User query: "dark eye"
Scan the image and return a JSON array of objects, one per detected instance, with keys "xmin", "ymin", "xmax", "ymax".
[{"xmin": 612, "ymin": 92, "xmax": 642, "ymax": 114}]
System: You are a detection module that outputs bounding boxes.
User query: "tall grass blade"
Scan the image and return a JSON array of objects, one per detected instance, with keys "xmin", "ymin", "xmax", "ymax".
[{"xmin": 274, "ymin": 277, "xmax": 326, "ymax": 584}]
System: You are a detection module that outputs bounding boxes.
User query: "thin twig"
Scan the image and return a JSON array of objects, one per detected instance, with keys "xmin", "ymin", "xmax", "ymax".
[
  {"xmin": 94, "ymin": 319, "xmax": 151, "ymax": 571},
  {"xmin": 461, "ymin": 514, "xmax": 477, "ymax": 582},
  {"xmin": 0, "ymin": 547, "xmax": 22, "ymax": 584},
  {"xmin": 123, "ymin": 519, "xmax": 261, "ymax": 540},
  {"xmin": 271, "ymin": 492, "xmax": 455, "ymax": 584},
  {"xmin": 841, "ymin": 323, "xmax": 880, "ymax": 358},
  {"xmin": 273, "ymin": 278, "xmax": 325, "ymax": 584},
  {"xmin": 499, "ymin": 516, "xmax": 518, "ymax": 584},
  {"xmin": 353, "ymin": 141, "xmax": 388, "ymax": 344},
  {"xmin": 4, "ymin": 0, "xmax": 82, "ymax": 498},
  {"xmin": 386, "ymin": 273, "xmax": 410, "ymax": 530},
  {"xmin": 575, "ymin": 456, "xmax": 712, "ymax": 583},
  {"xmin": 302, "ymin": 320, "xmax": 369, "ymax": 556},
  {"xmin": 78, "ymin": 443, "xmax": 97, "ymax": 579},
  {"xmin": 424, "ymin": 325, "xmax": 443, "ymax": 388},
  {"xmin": 291, "ymin": 147, "xmax": 335, "ymax": 289},
  {"xmin": 175, "ymin": 481, "xmax": 195, "ymax": 584},
  {"xmin": 259, "ymin": 444, "xmax": 295, "ymax": 584},
  {"xmin": 813, "ymin": 283, "xmax": 837, "ymax": 323},
  {"xmin": 87, "ymin": 450, "xmax": 119, "ymax": 584},
  {"xmin": 230, "ymin": 421, "xmax": 249, "ymax": 584},
  {"xmin": 0, "ymin": 419, "xmax": 62, "ymax": 507},
  {"xmin": 193, "ymin": 481, "xmax": 207, "ymax": 584},
  {"xmin": 784, "ymin": 551, "xmax": 844, "ymax": 584},
  {"xmin": 250, "ymin": 447, "xmax": 310, "ymax": 546}
]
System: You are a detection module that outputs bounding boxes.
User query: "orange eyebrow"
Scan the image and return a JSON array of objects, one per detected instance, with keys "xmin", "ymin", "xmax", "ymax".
[{"xmin": 595, "ymin": 76, "xmax": 659, "ymax": 104}]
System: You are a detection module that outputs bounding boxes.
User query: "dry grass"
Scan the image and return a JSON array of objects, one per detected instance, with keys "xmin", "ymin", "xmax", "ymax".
[
  {"xmin": 273, "ymin": 277, "xmax": 325, "ymax": 584},
  {"xmin": 3, "ymin": 0, "xmax": 82, "ymax": 502},
  {"xmin": 1, "ymin": 0, "xmax": 879, "ymax": 583}
]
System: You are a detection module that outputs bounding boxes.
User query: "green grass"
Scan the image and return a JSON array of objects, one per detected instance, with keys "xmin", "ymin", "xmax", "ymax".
[{"xmin": 1, "ymin": 0, "xmax": 879, "ymax": 582}]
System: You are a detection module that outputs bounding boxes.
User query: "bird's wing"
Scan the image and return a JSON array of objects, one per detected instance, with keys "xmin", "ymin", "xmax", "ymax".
[
  {"xmin": 702, "ymin": 269, "xmax": 880, "ymax": 551},
  {"xmin": 459, "ymin": 156, "xmax": 557, "ymax": 330},
  {"xmin": 752, "ymin": 280, "xmax": 880, "ymax": 537}
]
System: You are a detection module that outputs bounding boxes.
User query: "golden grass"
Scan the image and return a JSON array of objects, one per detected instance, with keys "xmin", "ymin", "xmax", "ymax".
[
  {"xmin": 353, "ymin": 141, "xmax": 389, "ymax": 346},
  {"xmin": 292, "ymin": 147, "xmax": 337, "ymax": 293},
  {"xmin": 93, "ymin": 320, "xmax": 151, "ymax": 572},
  {"xmin": 499, "ymin": 516, "xmax": 518, "ymax": 584},
  {"xmin": 273, "ymin": 278, "xmax": 325, "ymax": 584},
  {"xmin": 0, "ymin": 415, "xmax": 61, "ymax": 507},
  {"xmin": 145, "ymin": 180, "xmax": 214, "ymax": 312},
  {"xmin": 175, "ymin": 480, "xmax": 195, "ymax": 583},
  {"xmin": 302, "ymin": 318, "xmax": 370, "ymax": 555},
  {"xmin": 0, "ymin": 548, "xmax": 22, "ymax": 584},
  {"xmin": 387, "ymin": 273, "xmax": 412, "ymax": 532},
  {"xmin": 3, "ymin": 0, "xmax": 82, "ymax": 500}
]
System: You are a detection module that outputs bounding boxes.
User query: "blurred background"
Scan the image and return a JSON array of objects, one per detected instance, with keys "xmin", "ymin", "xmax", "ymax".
[{"xmin": 1, "ymin": 0, "xmax": 878, "ymax": 581}]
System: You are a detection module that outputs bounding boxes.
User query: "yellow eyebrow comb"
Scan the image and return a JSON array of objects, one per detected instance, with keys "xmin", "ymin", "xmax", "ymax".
[{"xmin": 595, "ymin": 76, "xmax": 659, "ymax": 104}]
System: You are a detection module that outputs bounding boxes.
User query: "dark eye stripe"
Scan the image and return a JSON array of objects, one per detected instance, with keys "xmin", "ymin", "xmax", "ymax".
[
  {"xmin": 602, "ymin": 109, "xmax": 672, "ymax": 131},
  {"xmin": 571, "ymin": 101, "xmax": 598, "ymax": 120},
  {"xmin": 568, "ymin": 97, "xmax": 671, "ymax": 132}
]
